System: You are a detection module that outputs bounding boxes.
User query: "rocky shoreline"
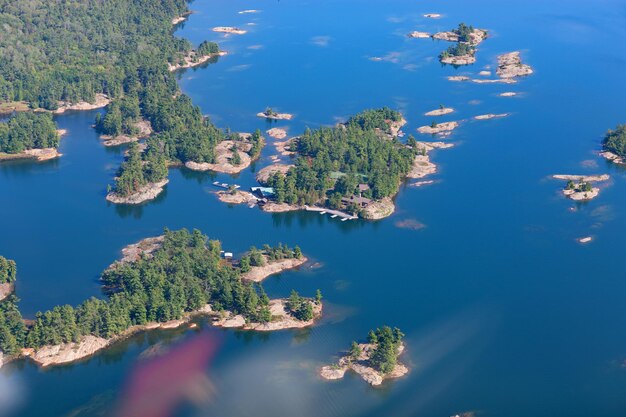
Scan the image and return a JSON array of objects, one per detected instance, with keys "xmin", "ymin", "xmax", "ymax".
[
  {"xmin": 425, "ymin": 107, "xmax": 454, "ymax": 117},
  {"xmin": 51, "ymin": 93, "xmax": 111, "ymax": 114},
  {"xmin": 0, "ymin": 147, "xmax": 62, "ymax": 162},
  {"xmin": 241, "ymin": 257, "xmax": 308, "ymax": 282},
  {"xmin": 101, "ymin": 119, "xmax": 152, "ymax": 147},
  {"xmin": 213, "ymin": 26, "xmax": 247, "ymax": 35},
  {"xmin": 168, "ymin": 51, "xmax": 227, "ymax": 72},
  {"xmin": 257, "ymin": 111, "xmax": 294, "ymax": 121},
  {"xmin": 552, "ymin": 174, "xmax": 610, "ymax": 202},
  {"xmin": 185, "ymin": 135, "xmax": 261, "ymax": 174},
  {"xmin": 417, "ymin": 121, "xmax": 459, "ymax": 135},
  {"xmin": 106, "ymin": 180, "xmax": 169, "ymax": 204}
]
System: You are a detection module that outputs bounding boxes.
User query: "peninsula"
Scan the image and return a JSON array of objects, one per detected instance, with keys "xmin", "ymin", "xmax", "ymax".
[
  {"xmin": 0, "ymin": 113, "xmax": 61, "ymax": 162},
  {"xmin": 0, "ymin": 229, "xmax": 321, "ymax": 369},
  {"xmin": 320, "ymin": 326, "xmax": 408, "ymax": 386}
]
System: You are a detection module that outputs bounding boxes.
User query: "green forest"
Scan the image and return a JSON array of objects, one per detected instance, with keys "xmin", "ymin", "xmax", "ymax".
[
  {"xmin": 603, "ymin": 124, "xmax": 626, "ymax": 158},
  {"xmin": 0, "ymin": 0, "xmax": 242, "ymax": 196},
  {"xmin": 0, "ymin": 113, "xmax": 59, "ymax": 153},
  {"xmin": 366, "ymin": 326, "xmax": 405, "ymax": 374},
  {"xmin": 264, "ymin": 108, "xmax": 419, "ymax": 210},
  {"xmin": 0, "ymin": 256, "xmax": 17, "ymax": 284},
  {"xmin": 0, "ymin": 229, "xmax": 315, "ymax": 356}
]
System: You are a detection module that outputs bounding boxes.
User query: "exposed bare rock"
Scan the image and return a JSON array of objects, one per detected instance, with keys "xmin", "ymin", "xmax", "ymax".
[
  {"xmin": 267, "ymin": 127, "xmax": 288, "ymax": 139},
  {"xmin": 261, "ymin": 202, "xmax": 302, "ymax": 213},
  {"xmin": 474, "ymin": 113, "xmax": 510, "ymax": 120},
  {"xmin": 577, "ymin": 236, "xmax": 593, "ymax": 244},
  {"xmin": 320, "ymin": 343, "xmax": 408, "ymax": 386},
  {"xmin": 216, "ymin": 190, "xmax": 258, "ymax": 205},
  {"xmin": 600, "ymin": 151, "xmax": 625, "ymax": 165},
  {"xmin": 213, "ymin": 26, "xmax": 247, "ymax": 35},
  {"xmin": 27, "ymin": 336, "xmax": 109, "ymax": 368},
  {"xmin": 499, "ymin": 92, "xmax": 518, "ymax": 97},
  {"xmin": 256, "ymin": 164, "xmax": 294, "ymax": 184},
  {"xmin": 496, "ymin": 52, "xmax": 533, "ymax": 78},
  {"xmin": 425, "ymin": 107, "xmax": 454, "ymax": 116},
  {"xmin": 417, "ymin": 121, "xmax": 459, "ymax": 135},
  {"xmin": 361, "ymin": 198, "xmax": 395, "ymax": 220},
  {"xmin": 114, "ymin": 236, "xmax": 165, "ymax": 267},
  {"xmin": 423, "ymin": 13, "xmax": 442, "ymax": 19},
  {"xmin": 448, "ymin": 76, "xmax": 470, "ymax": 82},
  {"xmin": 432, "ymin": 31, "xmax": 459, "ymax": 42},
  {"xmin": 101, "ymin": 119, "xmax": 152, "ymax": 147},
  {"xmin": 478, "ymin": 70, "xmax": 491, "ymax": 76},
  {"xmin": 106, "ymin": 180, "xmax": 169, "ymax": 205},
  {"xmin": 552, "ymin": 174, "xmax": 610, "ymax": 182},
  {"xmin": 184, "ymin": 139, "xmax": 253, "ymax": 174},
  {"xmin": 213, "ymin": 299, "xmax": 322, "ymax": 331},
  {"xmin": 53, "ymin": 94, "xmax": 111, "ymax": 114},
  {"xmin": 242, "ymin": 257, "xmax": 308, "ymax": 282},
  {"xmin": 471, "ymin": 78, "xmax": 516, "ymax": 84},
  {"xmin": 0, "ymin": 148, "xmax": 62, "ymax": 162},
  {"xmin": 257, "ymin": 111, "xmax": 293, "ymax": 121},
  {"xmin": 408, "ymin": 31, "xmax": 431, "ymax": 39},
  {"xmin": 408, "ymin": 155, "xmax": 437, "ymax": 179},
  {"xmin": 563, "ymin": 188, "xmax": 600, "ymax": 201},
  {"xmin": 0, "ymin": 283, "xmax": 13, "ymax": 302},
  {"xmin": 440, "ymin": 54, "xmax": 476, "ymax": 66}
]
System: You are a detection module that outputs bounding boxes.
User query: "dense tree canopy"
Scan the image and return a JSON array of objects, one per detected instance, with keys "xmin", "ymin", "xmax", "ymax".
[
  {"xmin": 603, "ymin": 124, "xmax": 626, "ymax": 158},
  {"xmin": 0, "ymin": 256, "xmax": 17, "ymax": 284},
  {"xmin": 0, "ymin": 113, "xmax": 59, "ymax": 153},
  {"xmin": 0, "ymin": 229, "xmax": 313, "ymax": 354},
  {"xmin": 367, "ymin": 326, "xmax": 404, "ymax": 374},
  {"xmin": 265, "ymin": 108, "xmax": 419, "ymax": 208}
]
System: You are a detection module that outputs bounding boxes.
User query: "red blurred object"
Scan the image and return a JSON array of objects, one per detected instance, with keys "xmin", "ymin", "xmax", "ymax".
[{"xmin": 115, "ymin": 332, "xmax": 219, "ymax": 417}]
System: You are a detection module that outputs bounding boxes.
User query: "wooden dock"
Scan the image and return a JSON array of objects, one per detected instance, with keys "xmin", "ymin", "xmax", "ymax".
[{"xmin": 305, "ymin": 206, "xmax": 357, "ymax": 220}]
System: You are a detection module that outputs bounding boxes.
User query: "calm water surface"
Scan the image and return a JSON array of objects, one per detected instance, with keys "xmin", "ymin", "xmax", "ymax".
[{"xmin": 2, "ymin": 1, "xmax": 626, "ymax": 416}]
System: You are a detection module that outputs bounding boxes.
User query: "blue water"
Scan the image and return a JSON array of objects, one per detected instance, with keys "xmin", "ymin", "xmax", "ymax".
[{"xmin": 2, "ymin": 0, "xmax": 626, "ymax": 416}]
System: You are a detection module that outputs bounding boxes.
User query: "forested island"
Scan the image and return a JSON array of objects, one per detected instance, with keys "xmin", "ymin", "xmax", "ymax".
[
  {"xmin": 216, "ymin": 108, "xmax": 451, "ymax": 219},
  {"xmin": 0, "ymin": 229, "xmax": 321, "ymax": 368},
  {"xmin": 0, "ymin": 113, "xmax": 61, "ymax": 161},
  {"xmin": 0, "ymin": 0, "xmax": 259, "ymax": 202},
  {"xmin": 436, "ymin": 23, "xmax": 488, "ymax": 65},
  {"xmin": 320, "ymin": 326, "xmax": 408, "ymax": 386},
  {"xmin": 600, "ymin": 125, "xmax": 626, "ymax": 165}
]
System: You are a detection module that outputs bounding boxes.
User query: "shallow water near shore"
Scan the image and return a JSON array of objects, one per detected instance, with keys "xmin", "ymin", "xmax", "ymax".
[{"xmin": 2, "ymin": 0, "xmax": 626, "ymax": 416}]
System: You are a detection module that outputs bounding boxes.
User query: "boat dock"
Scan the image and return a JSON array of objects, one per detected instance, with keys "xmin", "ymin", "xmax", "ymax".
[
  {"xmin": 305, "ymin": 206, "xmax": 358, "ymax": 221},
  {"xmin": 213, "ymin": 181, "xmax": 240, "ymax": 190}
]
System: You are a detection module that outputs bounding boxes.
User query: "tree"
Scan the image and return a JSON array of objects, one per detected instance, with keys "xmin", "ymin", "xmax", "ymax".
[
  {"xmin": 349, "ymin": 341, "xmax": 361, "ymax": 361},
  {"xmin": 315, "ymin": 289, "xmax": 323, "ymax": 304},
  {"xmin": 294, "ymin": 246, "xmax": 303, "ymax": 259}
]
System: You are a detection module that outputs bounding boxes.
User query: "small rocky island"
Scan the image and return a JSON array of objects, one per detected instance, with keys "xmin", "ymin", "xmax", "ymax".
[
  {"xmin": 212, "ymin": 26, "xmax": 247, "ymax": 35},
  {"xmin": 185, "ymin": 131, "xmax": 264, "ymax": 174},
  {"xmin": 552, "ymin": 174, "xmax": 610, "ymax": 201},
  {"xmin": 320, "ymin": 326, "xmax": 408, "ymax": 386},
  {"xmin": 436, "ymin": 23, "xmax": 488, "ymax": 66},
  {"xmin": 0, "ymin": 229, "xmax": 321, "ymax": 369},
  {"xmin": 257, "ymin": 107, "xmax": 294, "ymax": 121},
  {"xmin": 417, "ymin": 121, "xmax": 459, "ymax": 135},
  {"xmin": 496, "ymin": 51, "xmax": 533, "ymax": 78}
]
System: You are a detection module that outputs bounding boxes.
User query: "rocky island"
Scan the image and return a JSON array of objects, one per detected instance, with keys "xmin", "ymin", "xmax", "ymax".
[
  {"xmin": 552, "ymin": 174, "xmax": 610, "ymax": 201},
  {"xmin": 214, "ymin": 108, "xmax": 428, "ymax": 220},
  {"xmin": 437, "ymin": 24, "xmax": 488, "ymax": 66},
  {"xmin": 425, "ymin": 107, "xmax": 454, "ymax": 116},
  {"xmin": 496, "ymin": 52, "xmax": 533, "ymax": 78},
  {"xmin": 0, "ymin": 229, "xmax": 321, "ymax": 369},
  {"xmin": 320, "ymin": 326, "xmax": 408, "ymax": 386},
  {"xmin": 257, "ymin": 108, "xmax": 294, "ymax": 121},
  {"xmin": 417, "ymin": 121, "xmax": 459, "ymax": 135},
  {"xmin": 213, "ymin": 26, "xmax": 247, "ymax": 35}
]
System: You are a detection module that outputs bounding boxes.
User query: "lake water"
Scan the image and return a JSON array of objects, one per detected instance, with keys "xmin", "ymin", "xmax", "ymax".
[{"xmin": 2, "ymin": 0, "xmax": 626, "ymax": 416}]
